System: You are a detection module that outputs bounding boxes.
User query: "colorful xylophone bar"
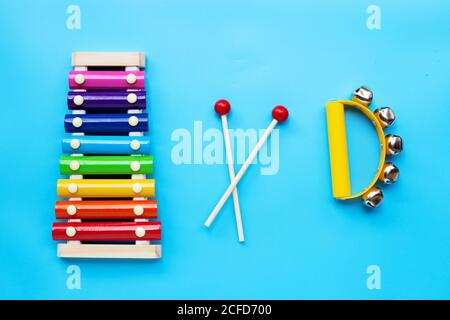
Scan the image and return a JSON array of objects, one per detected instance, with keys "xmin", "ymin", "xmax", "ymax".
[
  {"xmin": 59, "ymin": 155, "xmax": 154, "ymax": 175},
  {"xmin": 67, "ymin": 91, "xmax": 147, "ymax": 110},
  {"xmin": 57, "ymin": 179, "xmax": 155, "ymax": 198},
  {"xmin": 64, "ymin": 113, "xmax": 149, "ymax": 134},
  {"xmin": 55, "ymin": 200, "xmax": 158, "ymax": 219},
  {"xmin": 68, "ymin": 71, "xmax": 145, "ymax": 90},
  {"xmin": 62, "ymin": 136, "xmax": 151, "ymax": 154},
  {"xmin": 52, "ymin": 222, "xmax": 161, "ymax": 241},
  {"xmin": 52, "ymin": 52, "xmax": 162, "ymax": 259}
]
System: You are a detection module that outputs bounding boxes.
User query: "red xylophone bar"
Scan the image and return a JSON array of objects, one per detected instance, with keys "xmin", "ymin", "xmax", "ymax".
[
  {"xmin": 55, "ymin": 200, "xmax": 157, "ymax": 220},
  {"xmin": 52, "ymin": 222, "xmax": 161, "ymax": 241}
]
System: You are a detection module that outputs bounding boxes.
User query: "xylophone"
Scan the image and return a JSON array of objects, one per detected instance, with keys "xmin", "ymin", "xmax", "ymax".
[
  {"xmin": 52, "ymin": 52, "xmax": 162, "ymax": 259},
  {"xmin": 325, "ymin": 87, "xmax": 403, "ymax": 208}
]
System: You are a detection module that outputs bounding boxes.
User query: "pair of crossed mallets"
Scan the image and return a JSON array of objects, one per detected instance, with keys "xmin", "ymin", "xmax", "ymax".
[{"xmin": 203, "ymin": 100, "xmax": 289, "ymax": 242}]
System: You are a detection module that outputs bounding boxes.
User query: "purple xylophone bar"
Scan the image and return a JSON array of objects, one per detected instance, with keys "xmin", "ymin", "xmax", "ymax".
[{"xmin": 68, "ymin": 91, "xmax": 146, "ymax": 110}]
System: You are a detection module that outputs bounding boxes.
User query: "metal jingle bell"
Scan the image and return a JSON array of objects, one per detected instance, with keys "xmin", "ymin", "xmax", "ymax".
[
  {"xmin": 352, "ymin": 86, "xmax": 373, "ymax": 107},
  {"xmin": 362, "ymin": 187, "xmax": 384, "ymax": 208},
  {"xmin": 379, "ymin": 162, "xmax": 399, "ymax": 184},
  {"xmin": 374, "ymin": 107, "xmax": 396, "ymax": 128},
  {"xmin": 385, "ymin": 134, "xmax": 403, "ymax": 156}
]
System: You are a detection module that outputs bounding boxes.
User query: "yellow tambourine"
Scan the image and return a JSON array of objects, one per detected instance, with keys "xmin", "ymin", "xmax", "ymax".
[{"xmin": 326, "ymin": 87, "xmax": 403, "ymax": 208}]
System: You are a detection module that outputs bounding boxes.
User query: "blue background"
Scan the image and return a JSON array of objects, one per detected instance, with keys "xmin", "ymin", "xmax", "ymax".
[{"xmin": 0, "ymin": 0, "xmax": 449, "ymax": 299}]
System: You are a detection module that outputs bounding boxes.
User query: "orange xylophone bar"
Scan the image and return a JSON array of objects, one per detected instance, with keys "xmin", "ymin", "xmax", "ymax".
[
  {"xmin": 55, "ymin": 200, "xmax": 157, "ymax": 220},
  {"xmin": 52, "ymin": 222, "xmax": 161, "ymax": 241}
]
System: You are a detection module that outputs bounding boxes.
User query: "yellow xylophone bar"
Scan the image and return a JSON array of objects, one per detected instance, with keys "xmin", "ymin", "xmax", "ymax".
[
  {"xmin": 326, "ymin": 100, "xmax": 386, "ymax": 200},
  {"xmin": 57, "ymin": 179, "xmax": 155, "ymax": 198}
]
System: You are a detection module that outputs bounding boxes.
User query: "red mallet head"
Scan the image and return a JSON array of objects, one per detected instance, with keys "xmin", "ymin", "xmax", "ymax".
[
  {"xmin": 272, "ymin": 105, "xmax": 289, "ymax": 122},
  {"xmin": 214, "ymin": 99, "xmax": 231, "ymax": 115}
]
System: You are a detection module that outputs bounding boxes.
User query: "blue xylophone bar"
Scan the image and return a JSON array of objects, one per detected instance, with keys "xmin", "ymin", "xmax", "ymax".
[
  {"xmin": 62, "ymin": 136, "xmax": 150, "ymax": 155},
  {"xmin": 64, "ymin": 113, "xmax": 148, "ymax": 134}
]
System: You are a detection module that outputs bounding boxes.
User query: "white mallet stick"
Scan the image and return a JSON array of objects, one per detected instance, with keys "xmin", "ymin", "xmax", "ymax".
[
  {"xmin": 215, "ymin": 100, "xmax": 245, "ymax": 242},
  {"xmin": 204, "ymin": 105, "xmax": 289, "ymax": 228}
]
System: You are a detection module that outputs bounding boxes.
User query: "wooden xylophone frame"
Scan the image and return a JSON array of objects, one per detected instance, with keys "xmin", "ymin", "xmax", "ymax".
[{"xmin": 57, "ymin": 52, "xmax": 161, "ymax": 259}]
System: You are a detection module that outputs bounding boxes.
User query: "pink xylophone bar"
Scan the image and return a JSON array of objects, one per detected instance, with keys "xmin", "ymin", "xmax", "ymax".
[{"xmin": 68, "ymin": 71, "xmax": 145, "ymax": 90}]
